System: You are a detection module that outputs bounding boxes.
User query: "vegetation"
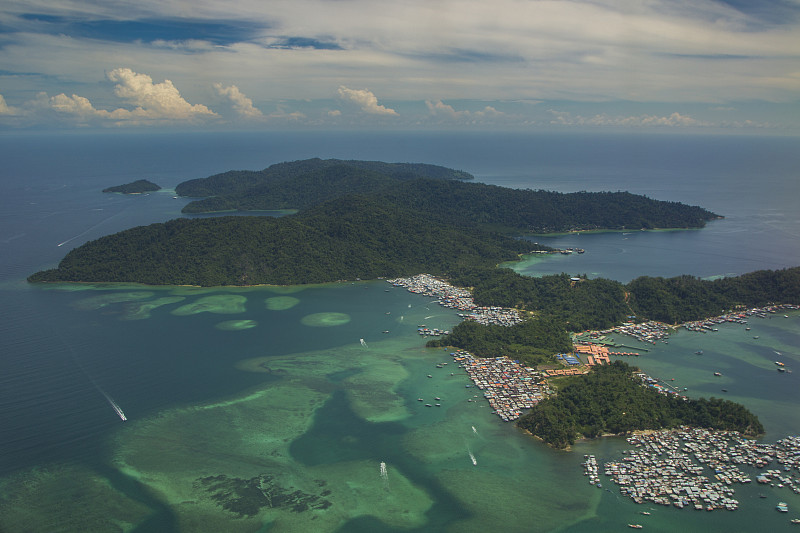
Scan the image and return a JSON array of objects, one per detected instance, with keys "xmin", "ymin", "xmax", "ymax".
[
  {"xmin": 176, "ymin": 159, "xmax": 473, "ymax": 212},
  {"xmin": 422, "ymin": 266, "xmax": 800, "ymax": 363},
  {"xmin": 627, "ymin": 269, "xmax": 800, "ymax": 323},
  {"xmin": 516, "ymin": 361, "xmax": 764, "ymax": 449},
  {"xmin": 426, "ymin": 317, "xmax": 573, "ymax": 366},
  {"xmin": 102, "ymin": 179, "xmax": 161, "ymax": 194},
  {"xmin": 445, "ymin": 266, "xmax": 800, "ymax": 333},
  {"xmin": 175, "ymin": 159, "xmax": 718, "ymax": 234},
  {"xmin": 30, "ymin": 159, "xmax": 720, "ymax": 287},
  {"xmin": 28, "ymin": 196, "xmax": 542, "ymax": 286}
]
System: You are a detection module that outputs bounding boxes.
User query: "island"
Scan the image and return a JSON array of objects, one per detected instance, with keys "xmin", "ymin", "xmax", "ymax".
[
  {"xmin": 30, "ymin": 158, "xmax": 719, "ymax": 286},
  {"xmin": 102, "ymin": 179, "xmax": 161, "ymax": 194}
]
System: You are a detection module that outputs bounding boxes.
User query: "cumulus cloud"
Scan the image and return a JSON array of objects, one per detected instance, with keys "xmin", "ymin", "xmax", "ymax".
[
  {"xmin": 426, "ymin": 100, "xmax": 507, "ymax": 121},
  {"xmin": 0, "ymin": 94, "xmax": 20, "ymax": 115},
  {"xmin": 337, "ymin": 86, "xmax": 397, "ymax": 115},
  {"xmin": 107, "ymin": 68, "xmax": 217, "ymax": 120},
  {"xmin": 1, "ymin": 69, "xmax": 224, "ymax": 127},
  {"xmin": 426, "ymin": 100, "xmax": 466, "ymax": 119},
  {"xmin": 548, "ymin": 110, "xmax": 708, "ymax": 127},
  {"xmin": 213, "ymin": 83, "xmax": 263, "ymax": 118}
]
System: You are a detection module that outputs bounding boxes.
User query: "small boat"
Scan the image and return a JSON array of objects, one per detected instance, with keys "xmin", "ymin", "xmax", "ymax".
[
  {"xmin": 714, "ymin": 372, "xmax": 722, "ymax": 376},
  {"xmin": 628, "ymin": 525, "xmax": 643, "ymax": 529},
  {"xmin": 791, "ymin": 518, "xmax": 800, "ymax": 524},
  {"xmin": 418, "ymin": 398, "xmax": 424, "ymax": 401},
  {"xmin": 640, "ymin": 511, "xmax": 651, "ymax": 516},
  {"xmin": 754, "ymin": 336, "xmax": 760, "ymax": 339},
  {"xmin": 695, "ymin": 350, "xmax": 703, "ymax": 355},
  {"xmin": 427, "ymin": 374, "xmax": 433, "ymax": 378},
  {"xmin": 777, "ymin": 502, "xmax": 789, "ymax": 512},
  {"xmin": 434, "ymin": 397, "xmax": 441, "ymax": 401}
]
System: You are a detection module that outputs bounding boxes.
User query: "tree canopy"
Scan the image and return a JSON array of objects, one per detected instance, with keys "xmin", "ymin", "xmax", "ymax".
[
  {"xmin": 517, "ymin": 361, "xmax": 764, "ymax": 448},
  {"xmin": 102, "ymin": 179, "xmax": 161, "ymax": 194}
]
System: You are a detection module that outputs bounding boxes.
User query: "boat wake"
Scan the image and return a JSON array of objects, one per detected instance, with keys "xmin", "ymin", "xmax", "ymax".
[
  {"xmin": 100, "ymin": 389, "xmax": 127, "ymax": 421},
  {"xmin": 380, "ymin": 461, "xmax": 389, "ymax": 490},
  {"xmin": 467, "ymin": 447, "xmax": 477, "ymax": 465},
  {"xmin": 57, "ymin": 209, "xmax": 127, "ymax": 247},
  {"xmin": 60, "ymin": 336, "xmax": 128, "ymax": 421}
]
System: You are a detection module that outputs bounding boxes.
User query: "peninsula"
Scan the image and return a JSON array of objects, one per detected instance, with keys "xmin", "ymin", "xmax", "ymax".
[{"xmin": 102, "ymin": 179, "xmax": 161, "ymax": 194}]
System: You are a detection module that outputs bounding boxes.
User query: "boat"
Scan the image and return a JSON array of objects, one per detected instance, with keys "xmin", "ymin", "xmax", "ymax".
[
  {"xmin": 628, "ymin": 525, "xmax": 643, "ymax": 529},
  {"xmin": 778, "ymin": 367, "xmax": 786, "ymax": 373},
  {"xmin": 754, "ymin": 336, "xmax": 760, "ymax": 339},
  {"xmin": 778, "ymin": 502, "xmax": 789, "ymax": 512},
  {"xmin": 721, "ymin": 389, "xmax": 728, "ymax": 392},
  {"xmin": 714, "ymin": 372, "xmax": 722, "ymax": 376},
  {"xmin": 640, "ymin": 511, "xmax": 651, "ymax": 515},
  {"xmin": 418, "ymin": 398, "xmax": 423, "ymax": 401},
  {"xmin": 776, "ymin": 361, "xmax": 785, "ymax": 366},
  {"xmin": 695, "ymin": 350, "xmax": 703, "ymax": 355},
  {"xmin": 791, "ymin": 518, "xmax": 800, "ymax": 524}
]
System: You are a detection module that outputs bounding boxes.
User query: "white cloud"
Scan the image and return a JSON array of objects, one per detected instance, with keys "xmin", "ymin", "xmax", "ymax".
[
  {"xmin": 337, "ymin": 86, "xmax": 398, "ymax": 115},
  {"xmin": 213, "ymin": 83, "xmax": 263, "ymax": 118},
  {"xmin": 426, "ymin": 100, "xmax": 466, "ymax": 119},
  {"xmin": 106, "ymin": 68, "xmax": 216, "ymax": 120},
  {"xmin": 426, "ymin": 100, "xmax": 508, "ymax": 123},
  {"xmin": 548, "ymin": 110, "xmax": 709, "ymax": 127},
  {"xmin": 0, "ymin": 94, "xmax": 19, "ymax": 115}
]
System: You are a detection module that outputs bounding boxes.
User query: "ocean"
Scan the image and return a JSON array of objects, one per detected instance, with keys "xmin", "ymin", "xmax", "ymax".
[{"xmin": 0, "ymin": 130, "xmax": 799, "ymax": 532}]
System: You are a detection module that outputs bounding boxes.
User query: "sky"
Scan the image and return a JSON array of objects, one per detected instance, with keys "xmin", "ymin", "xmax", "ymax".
[{"xmin": 1, "ymin": 0, "xmax": 799, "ymax": 133}]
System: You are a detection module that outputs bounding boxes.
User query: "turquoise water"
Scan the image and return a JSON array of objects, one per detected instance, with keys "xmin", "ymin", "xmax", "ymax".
[{"xmin": 0, "ymin": 132, "xmax": 799, "ymax": 532}]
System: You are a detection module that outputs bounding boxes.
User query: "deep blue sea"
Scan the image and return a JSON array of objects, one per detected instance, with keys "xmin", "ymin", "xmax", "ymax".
[{"xmin": 0, "ymin": 131, "xmax": 799, "ymax": 532}]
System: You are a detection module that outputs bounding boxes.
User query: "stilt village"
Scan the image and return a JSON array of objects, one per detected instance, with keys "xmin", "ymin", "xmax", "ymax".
[
  {"xmin": 389, "ymin": 274, "xmax": 799, "ymax": 420},
  {"xmin": 389, "ymin": 274, "xmax": 800, "ymax": 518}
]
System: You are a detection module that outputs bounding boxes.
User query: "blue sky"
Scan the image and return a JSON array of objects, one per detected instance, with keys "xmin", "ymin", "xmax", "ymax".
[{"xmin": 1, "ymin": 0, "xmax": 798, "ymax": 133}]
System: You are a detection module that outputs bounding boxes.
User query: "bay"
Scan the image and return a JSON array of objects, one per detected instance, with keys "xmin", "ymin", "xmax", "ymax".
[{"xmin": 0, "ymin": 131, "xmax": 798, "ymax": 532}]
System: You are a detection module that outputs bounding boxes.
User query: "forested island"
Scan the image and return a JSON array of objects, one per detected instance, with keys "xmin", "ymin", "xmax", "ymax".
[
  {"xmin": 516, "ymin": 361, "xmax": 764, "ymax": 449},
  {"xmin": 102, "ymin": 179, "xmax": 161, "ymax": 194},
  {"xmin": 31, "ymin": 158, "xmax": 718, "ymax": 286},
  {"xmin": 175, "ymin": 158, "xmax": 718, "ymax": 233}
]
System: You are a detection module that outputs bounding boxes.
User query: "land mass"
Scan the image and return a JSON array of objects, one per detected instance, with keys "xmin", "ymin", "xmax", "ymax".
[
  {"xmin": 30, "ymin": 158, "xmax": 718, "ymax": 286},
  {"xmin": 516, "ymin": 361, "xmax": 764, "ymax": 448},
  {"xmin": 102, "ymin": 179, "xmax": 161, "ymax": 194}
]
